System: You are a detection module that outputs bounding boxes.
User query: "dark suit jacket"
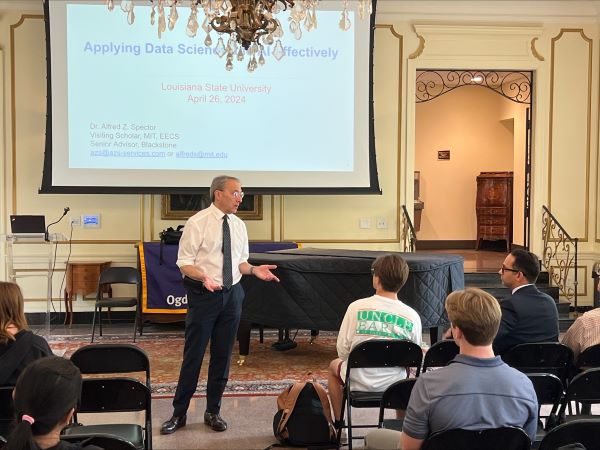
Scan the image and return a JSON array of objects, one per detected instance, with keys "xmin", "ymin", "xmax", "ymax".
[{"xmin": 493, "ymin": 284, "xmax": 559, "ymax": 355}]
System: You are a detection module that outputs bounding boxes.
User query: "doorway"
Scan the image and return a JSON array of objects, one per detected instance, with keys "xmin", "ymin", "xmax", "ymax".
[{"xmin": 413, "ymin": 69, "xmax": 533, "ymax": 252}]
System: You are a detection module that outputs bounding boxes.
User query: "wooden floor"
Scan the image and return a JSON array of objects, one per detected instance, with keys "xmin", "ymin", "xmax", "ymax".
[{"xmin": 417, "ymin": 248, "xmax": 506, "ymax": 273}]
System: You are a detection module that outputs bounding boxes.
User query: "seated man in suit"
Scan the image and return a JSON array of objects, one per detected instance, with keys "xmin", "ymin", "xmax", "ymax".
[
  {"xmin": 493, "ymin": 249, "xmax": 559, "ymax": 355},
  {"xmin": 364, "ymin": 288, "xmax": 538, "ymax": 450}
]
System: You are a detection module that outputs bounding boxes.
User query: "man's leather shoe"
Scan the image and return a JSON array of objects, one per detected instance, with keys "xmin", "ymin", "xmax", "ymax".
[
  {"xmin": 204, "ymin": 412, "xmax": 227, "ymax": 432},
  {"xmin": 160, "ymin": 415, "xmax": 187, "ymax": 434}
]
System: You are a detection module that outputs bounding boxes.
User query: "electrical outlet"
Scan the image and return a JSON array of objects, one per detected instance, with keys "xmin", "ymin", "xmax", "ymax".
[
  {"xmin": 376, "ymin": 217, "xmax": 388, "ymax": 229},
  {"xmin": 70, "ymin": 216, "xmax": 81, "ymax": 226}
]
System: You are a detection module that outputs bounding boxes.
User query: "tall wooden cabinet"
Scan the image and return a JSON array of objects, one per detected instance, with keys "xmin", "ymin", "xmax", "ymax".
[{"xmin": 476, "ymin": 171, "xmax": 513, "ymax": 251}]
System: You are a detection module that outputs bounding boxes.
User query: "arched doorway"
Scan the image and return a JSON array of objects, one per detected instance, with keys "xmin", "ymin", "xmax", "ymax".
[{"xmin": 413, "ymin": 69, "xmax": 533, "ymax": 251}]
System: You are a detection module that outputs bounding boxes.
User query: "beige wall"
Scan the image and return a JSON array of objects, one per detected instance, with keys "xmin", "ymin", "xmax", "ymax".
[
  {"xmin": 2, "ymin": 1, "xmax": 600, "ymax": 309},
  {"xmin": 415, "ymin": 85, "xmax": 528, "ymax": 242}
]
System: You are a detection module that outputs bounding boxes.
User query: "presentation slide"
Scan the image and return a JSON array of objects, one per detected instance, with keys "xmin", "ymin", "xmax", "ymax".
[{"xmin": 45, "ymin": 0, "xmax": 375, "ymax": 192}]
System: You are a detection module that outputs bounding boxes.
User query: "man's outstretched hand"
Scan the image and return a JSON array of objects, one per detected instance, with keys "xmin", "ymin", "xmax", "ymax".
[{"xmin": 253, "ymin": 264, "xmax": 280, "ymax": 282}]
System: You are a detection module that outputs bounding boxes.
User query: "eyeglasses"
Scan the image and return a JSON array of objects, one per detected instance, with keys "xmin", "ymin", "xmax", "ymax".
[
  {"xmin": 500, "ymin": 265, "xmax": 520, "ymax": 274},
  {"xmin": 217, "ymin": 189, "xmax": 244, "ymax": 199},
  {"xmin": 370, "ymin": 267, "xmax": 376, "ymax": 275}
]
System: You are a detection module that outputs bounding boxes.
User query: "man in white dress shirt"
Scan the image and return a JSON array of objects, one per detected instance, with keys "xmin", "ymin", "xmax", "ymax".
[{"xmin": 161, "ymin": 175, "xmax": 279, "ymax": 434}]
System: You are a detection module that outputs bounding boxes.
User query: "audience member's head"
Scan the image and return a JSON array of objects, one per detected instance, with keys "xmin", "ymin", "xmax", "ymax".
[
  {"xmin": 0, "ymin": 282, "xmax": 28, "ymax": 344},
  {"xmin": 507, "ymin": 249, "xmax": 540, "ymax": 284},
  {"xmin": 445, "ymin": 288, "xmax": 502, "ymax": 346},
  {"xmin": 371, "ymin": 254, "xmax": 410, "ymax": 293},
  {"xmin": 6, "ymin": 356, "xmax": 82, "ymax": 450}
]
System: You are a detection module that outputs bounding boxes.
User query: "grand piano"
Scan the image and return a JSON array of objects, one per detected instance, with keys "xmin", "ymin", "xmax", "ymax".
[{"xmin": 239, "ymin": 248, "xmax": 464, "ymax": 356}]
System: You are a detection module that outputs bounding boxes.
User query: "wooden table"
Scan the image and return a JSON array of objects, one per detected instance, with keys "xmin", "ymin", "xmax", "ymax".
[{"xmin": 64, "ymin": 261, "xmax": 111, "ymax": 325}]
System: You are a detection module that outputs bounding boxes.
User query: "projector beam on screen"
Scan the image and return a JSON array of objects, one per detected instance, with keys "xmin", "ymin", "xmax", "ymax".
[{"xmin": 40, "ymin": 0, "xmax": 380, "ymax": 194}]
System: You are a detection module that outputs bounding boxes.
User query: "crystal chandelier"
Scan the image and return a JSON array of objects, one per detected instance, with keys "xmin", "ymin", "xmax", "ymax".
[{"xmin": 107, "ymin": 0, "xmax": 371, "ymax": 72}]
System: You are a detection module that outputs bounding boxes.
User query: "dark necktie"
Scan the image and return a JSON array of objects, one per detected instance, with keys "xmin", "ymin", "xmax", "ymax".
[{"xmin": 222, "ymin": 215, "xmax": 233, "ymax": 289}]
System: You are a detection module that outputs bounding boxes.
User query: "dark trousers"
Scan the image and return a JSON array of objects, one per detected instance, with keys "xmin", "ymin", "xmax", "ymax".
[{"xmin": 172, "ymin": 282, "xmax": 243, "ymax": 416}]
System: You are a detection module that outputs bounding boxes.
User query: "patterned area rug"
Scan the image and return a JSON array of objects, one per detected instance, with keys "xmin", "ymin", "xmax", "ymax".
[{"xmin": 47, "ymin": 330, "xmax": 337, "ymax": 397}]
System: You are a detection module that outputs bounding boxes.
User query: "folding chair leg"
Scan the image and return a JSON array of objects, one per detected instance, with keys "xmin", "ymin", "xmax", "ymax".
[
  {"xmin": 337, "ymin": 389, "xmax": 348, "ymax": 447},
  {"xmin": 139, "ymin": 310, "xmax": 144, "ymax": 336},
  {"xmin": 91, "ymin": 305, "xmax": 98, "ymax": 343},
  {"xmin": 347, "ymin": 401, "xmax": 353, "ymax": 450},
  {"xmin": 99, "ymin": 306, "xmax": 103, "ymax": 337},
  {"xmin": 132, "ymin": 308, "xmax": 138, "ymax": 343}
]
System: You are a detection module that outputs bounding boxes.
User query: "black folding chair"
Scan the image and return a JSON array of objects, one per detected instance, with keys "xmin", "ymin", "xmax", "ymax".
[
  {"xmin": 91, "ymin": 267, "xmax": 142, "ymax": 343},
  {"xmin": 422, "ymin": 339, "xmax": 459, "ymax": 372},
  {"xmin": 62, "ymin": 378, "xmax": 150, "ymax": 450},
  {"xmin": 574, "ymin": 343, "xmax": 600, "ymax": 370},
  {"xmin": 0, "ymin": 386, "xmax": 14, "ymax": 438},
  {"xmin": 377, "ymin": 378, "xmax": 416, "ymax": 431},
  {"xmin": 61, "ymin": 433, "xmax": 138, "ymax": 450},
  {"xmin": 558, "ymin": 367, "xmax": 600, "ymax": 423},
  {"xmin": 538, "ymin": 418, "xmax": 600, "ymax": 450},
  {"xmin": 339, "ymin": 339, "xmax": 423, "ymax": 449},
  {"xmin": 67, "ymin": 344, "xmax": 152, "ymax": 450},
  {"xmin": 421, "ymin": 426, "xmax": 531, "ymax": 450},
  {"xmin": 502, "ymin": 342, "xmax": 574, "ymax": 386},
  {"xmin": 527, "ymin": 373, "xmax": 564, "ymax": 448}
]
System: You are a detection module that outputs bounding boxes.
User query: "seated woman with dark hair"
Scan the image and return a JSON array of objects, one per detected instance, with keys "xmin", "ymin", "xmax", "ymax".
[
  {"xmin": 5, "ymin": 356, "xmax": 103, "ymax": 450},
  {"xmin": 0, "ymin": 282, "xmax": 52, "ymax": 387}
]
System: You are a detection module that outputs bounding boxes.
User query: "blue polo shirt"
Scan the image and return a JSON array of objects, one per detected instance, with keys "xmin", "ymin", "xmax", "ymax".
[{"xmin": 402, "ymin": 354, "xmax": 538, "ymax": 441}]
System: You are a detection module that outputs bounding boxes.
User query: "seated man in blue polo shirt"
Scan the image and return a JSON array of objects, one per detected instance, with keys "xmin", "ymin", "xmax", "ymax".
[{"xmin": 365, "ymin": 288, "xmax": 538, "ymax": 450}]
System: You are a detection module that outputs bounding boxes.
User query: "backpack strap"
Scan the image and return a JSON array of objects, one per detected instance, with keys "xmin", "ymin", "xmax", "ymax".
[
  {"xmin": 310, "ymin": 382, "xmax": 337, "ymax": 439},
  {"xmin": 276, "ymin": 381, "xmax": 308, "ymax": 440},
  {"xmin": 311, "ymin": 382, "xmax": 334, "ymax": 424}
]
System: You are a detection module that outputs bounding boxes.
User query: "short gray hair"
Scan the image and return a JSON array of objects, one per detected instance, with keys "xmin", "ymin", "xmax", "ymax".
[{"xmin": 210, "ymin": 175, "xmax": 240, "ymax": 202}]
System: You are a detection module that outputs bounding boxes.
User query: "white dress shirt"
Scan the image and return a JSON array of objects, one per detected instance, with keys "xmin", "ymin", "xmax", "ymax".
[{"xmin": 177, "ymin": 203, "xmax": 249, "ymax": 286}]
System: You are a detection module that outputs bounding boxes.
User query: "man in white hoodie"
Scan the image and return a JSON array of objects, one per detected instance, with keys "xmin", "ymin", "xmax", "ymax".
[{"xmin": 327, "ymin": 253, "xmax": 422, "ymax": 425}]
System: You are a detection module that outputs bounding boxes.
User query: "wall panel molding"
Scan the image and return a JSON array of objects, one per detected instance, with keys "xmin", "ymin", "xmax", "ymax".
[{"xmin": 548, "ymin": 28, "xmax": 592, "ymax": 242}]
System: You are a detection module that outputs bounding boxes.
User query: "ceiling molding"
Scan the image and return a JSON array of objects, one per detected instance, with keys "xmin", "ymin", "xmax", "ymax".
[{"xmin": 376, "ymin": 1, "xmax": 600, "ymax": 24}]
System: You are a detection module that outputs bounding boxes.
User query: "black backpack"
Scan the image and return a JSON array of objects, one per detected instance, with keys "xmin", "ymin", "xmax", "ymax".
[
  {"xmin": 158, "ymin": 225, "xmax": 184, "ymax": 264},
  {"xmin": 272, "ymin": 380, "xmax": 337, "ymax": 448}
]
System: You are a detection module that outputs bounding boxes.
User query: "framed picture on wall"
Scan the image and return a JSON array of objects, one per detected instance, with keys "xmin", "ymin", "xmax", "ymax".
[{"xmin": 161, "ymin": 194, "xmax": 263, "ymax": 220}]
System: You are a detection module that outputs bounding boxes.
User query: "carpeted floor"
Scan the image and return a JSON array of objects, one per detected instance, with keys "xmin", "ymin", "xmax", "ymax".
[{"xmin": 47, "ymin": 330, "xmax": 337, "ymax": 397}]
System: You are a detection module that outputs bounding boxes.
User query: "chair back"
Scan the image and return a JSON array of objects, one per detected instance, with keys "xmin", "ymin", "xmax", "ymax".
[
  {"xmin": 70, "ymin": 344, "xmax": 150, "ymax": 385},
  {"xmin": 528, "ymin": 372, "xmax": 564, "ymax": 405},
  {"xmin": 97, "ymin": 267, "xmax": 141, "ymax": 303},
  {"xmin": 422, "ymin": 339, "xmax": 459, "ymax": 372},
  {"xmin": 98, "ymin": 267, "xmax": 141, "ymax": 287},
  {"xmin": 538, "ymin": 418, "xmax": 600, "ymax": 450},
  {"xmin": 527, "ymin": 373, "xmax": 563, "ymax": 431},
  {"xmin": 0, "ymin": 387, "xmax": 14, "ymax": 438},
  {"xmin": 561, "ymin": 367, "xmax": 600, "ymax": 408},
  {"xmin": 346, "ymin": 339, "xmax": 423, "ymax": 376},
  {"xmin": 79, "ymin": 378, "xmax": 149, "ymax": 414},
  {"xmin": 502, "ymin": 342, "xmax": 574, "ymax": 384},
  {"xmin": 575, "ymin": 343, "xmax": 600, "ymax": 369},
  {"xmin": 61, "ymin": 434, "xmax": 138, "ymax": 450},
  {"xmin": 378, "ymin": 378, "xmax": 417, "ymax": 426},
  {"xmin": 422, "ymin": 426, "xmax": 531, "ymax": 450}
]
